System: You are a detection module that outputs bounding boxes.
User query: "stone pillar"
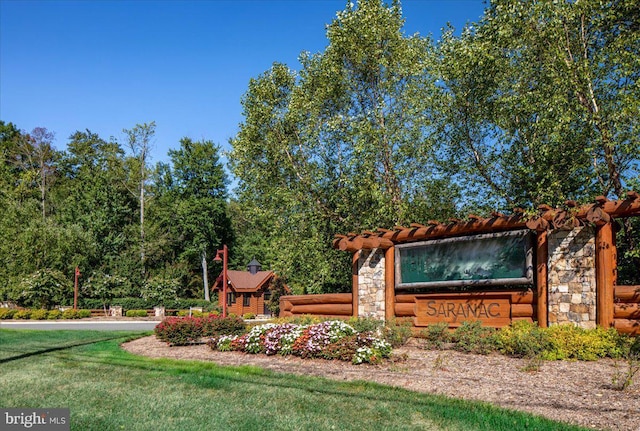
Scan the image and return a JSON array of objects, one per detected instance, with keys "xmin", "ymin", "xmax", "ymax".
[
  {"xmin": 154, "ymin": 306, "xmax": 165, "ymax": 318},
  {"xmin": 109, "ymin": 306, "xmax": 123, "ymax": 317},
  {"xmin": 547, "ymin": 226, "xmax": 597, "ymax": 329},
  {"xmin": 357, "ymin": 248, "xmax": 386, "ymax": 319}
]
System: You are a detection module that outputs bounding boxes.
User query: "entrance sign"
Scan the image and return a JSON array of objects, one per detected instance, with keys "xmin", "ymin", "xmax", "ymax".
[
  {"xmin": 395, "ymin": 230, "xmax": 533, "ymax": 290},
  {"xmin": 414, "ymin": 296, "xmax": 511, "ymax": 327}
]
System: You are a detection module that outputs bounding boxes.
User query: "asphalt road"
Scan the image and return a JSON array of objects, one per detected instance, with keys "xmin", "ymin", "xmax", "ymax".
[{"xmin": 0, "ymin": 320, "xmax": 158, "ymax": 331}]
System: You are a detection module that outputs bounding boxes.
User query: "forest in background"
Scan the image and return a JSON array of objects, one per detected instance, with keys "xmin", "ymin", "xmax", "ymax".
[{"xmin": 1, "ymin": 0, "xmax": 638, "ymax": 307}]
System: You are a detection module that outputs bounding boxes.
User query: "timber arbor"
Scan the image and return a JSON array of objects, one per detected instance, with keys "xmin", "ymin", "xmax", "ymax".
[{"xmin": 282, "ymin": 192, "xmax": 640, "ymax": 334}]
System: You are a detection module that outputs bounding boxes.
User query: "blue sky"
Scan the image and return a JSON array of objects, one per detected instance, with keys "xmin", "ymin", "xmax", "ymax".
[{"xmin": 1, "ymin": 0, "xmax": 487, "ymax": 166}]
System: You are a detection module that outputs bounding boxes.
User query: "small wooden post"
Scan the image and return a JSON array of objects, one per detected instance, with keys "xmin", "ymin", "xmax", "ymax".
[
  {"xmin": 352, "ymin": 251, "xmax": 359, "ymax": 318},
  {"xmin": 385, "ymin": 246, "xmax": 395, "ymax": 321},
  {"xmin": 536, "ymin": 231, "xmax": 548, "ymax": 327},
  {"xmin": 596, "ymin": 222, "xmax": 615, "ymax": 328}
]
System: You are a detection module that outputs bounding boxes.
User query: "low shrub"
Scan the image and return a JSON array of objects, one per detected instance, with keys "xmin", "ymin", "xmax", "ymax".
[
  {"xmin": 543, "ymin": 324, "xmax": 626, "ymax": 361},
  {"xmin": 77, "ymin": 309, "xmax": 92, "ymax": 318},
  {"xmin": 0, "ymin": 308, "xmax": 17, "ymax": 319},
  {"xmin": 177, "ymin": 309, "xmax": 203, "ymax": 317},
  {"xmin": 14, "ymin": 309, "xmax": 32, "ymax": 320},
  {"xmin": 125, "ymin": 310, "xmax": 148, "ymax": 318},
  {"xmin": 155, "ymin": 317, "xmax": 203, "ymax": 345},
  {"xmin": 47, "ymin": 309, "xmax": 62, "ymax": 320},
  {"xmin": 346, "ymin": 316, "xmax": 384, "ymax": 334},
  {"xmin": 494, "ymin": 320, "xmax": 551, "ymax": 358},
  {"xmin": 202, "ymin": 314, "xmax": 246, "ymax": 337},
  {"xmin": 419, "ymin": 322, "xmax": 451, "ymax": 349},
  {"xmin": 452, "ymin": 321, "xmax": 496, "ymax": 354},
  {"xmin": 242, "ymin": 312, "xmax": 256, "ymax": 320},
  {"xmin": 381, "ymin": 317, "xmax": 413, "ymax": 348},
  {"xmin": 29, "ymin": 309, "xmax": 49, "ymax": 320},
  {"xmin": 155, "ymin": 315, "xmax": 247, "ymax": 346},
  {"xmin": 61, "ymin": 309, "xmax": 79, "ymax": 319}
]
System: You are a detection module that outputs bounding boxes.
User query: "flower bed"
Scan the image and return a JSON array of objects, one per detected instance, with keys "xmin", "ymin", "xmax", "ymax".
[{"xmin": 208, "ymin": 320, "xmax": 392, "ymax": 365}]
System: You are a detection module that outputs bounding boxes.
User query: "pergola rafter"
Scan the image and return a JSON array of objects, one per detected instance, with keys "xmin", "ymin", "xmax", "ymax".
[{"xmin": 333, "ymin": 192, "xmax": 640, "ymax": 252}]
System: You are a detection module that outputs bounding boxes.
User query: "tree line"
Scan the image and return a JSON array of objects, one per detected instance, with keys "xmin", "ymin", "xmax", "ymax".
[{"xmin": 1, "ymin": 0, "xmax": 638, "ymax": 305}]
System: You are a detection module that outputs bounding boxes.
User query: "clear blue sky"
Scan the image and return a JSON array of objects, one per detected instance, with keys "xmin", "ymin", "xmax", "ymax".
[{"xmin": 1, "ymin": 0, "xmax": 486, "ymax": 166}]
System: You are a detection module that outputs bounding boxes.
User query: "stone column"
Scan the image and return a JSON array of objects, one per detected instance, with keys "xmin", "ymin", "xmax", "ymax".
[
  {"xmin": 547, "ymin": 226, "xmax": 596, "ymax": 329},
  {"xmin": 357, "ymin": 249, "xmax": 386, "ymax": 320}
]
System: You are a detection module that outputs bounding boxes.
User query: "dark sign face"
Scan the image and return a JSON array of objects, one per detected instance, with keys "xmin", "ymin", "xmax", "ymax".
[{"xmin": 395, "ymin": 230, "xmax": 533, "ymax": 290}]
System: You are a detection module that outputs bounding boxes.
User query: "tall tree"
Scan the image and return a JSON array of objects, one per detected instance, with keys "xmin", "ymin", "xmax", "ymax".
[
  {"xmin": 123, "ymin": 122, "xmax": 156, "ymax": 276},
  {"xmin": 230, "ymin": 0, "xmax": 458, "ymax": 293},
  {"xmin": 156, "ymin": 138, "xmax": 231, "ymax": 299},
  {"xmin": 435, "ymin": 0, "xmax": 639, "ymax": 209}
]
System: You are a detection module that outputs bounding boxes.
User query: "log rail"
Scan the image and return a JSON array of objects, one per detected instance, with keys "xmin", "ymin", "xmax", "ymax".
[{"xmin": 613, "ymin": 285, "xmax": 640, "ymax": 335}]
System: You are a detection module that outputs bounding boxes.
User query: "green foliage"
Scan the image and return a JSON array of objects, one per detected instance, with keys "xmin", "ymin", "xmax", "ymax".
[
  {"xmin": 381, "ymin": 317, "xmax": 414, "ymax": 348},
  {"xmin": 242, "ymin": 312, "xmax": 256, "ymax": 320},
  {"xmin": 29, "ymin": 309, "xmax": 49, "ymax": 320},
  {"xmin": 493, "ymin": 320, "xmax": 552, "ymax": 358},
  {"xmin": 229, "ymin": 0, "xmax": 458, "ymax": 294},
  {"xmin": 0, "ymin": 308, "xmax": 16, "ymax": 319},
  {"xmin": 141, "ymin": 276, "xmax": 179, "ymax": 306},
  {"xmin": 13, "ymin": 309, "xmax": 32, "ymax": 320},
  {"xmin": 542, "ymin": 325, "xmax": 626, "ymax": 361},
  {"xmin": 46, "ymin": 309, "xmax": 62, "ymax": 320},
  {"xmin": 419, "ymin": 322, "xmax": 451, "ymax": 350},
  {"xmin": 155, "ymin": 315, "xmax": 247, "ymax": 346},
  {"xmin": 451, "ymin": 321, "xmax": 496, "ymax": 355},
  {"xmin": 18, "ymin": 269, "xmax": 71, "ymax": 309},
  {"xmin": 612, "ymin": 337, "xmax": 640, "ymax": 391},
  {"xmin": 125, "ymin": 309, "xmax": 148, "ymax": 317},
  {"xmin": 61, "ymin": 309, "xmax": 80, "ymax": 319},
  {"xmin": 76, "ymin": 309, "xmax": 91, "ymax": 318},
  {"xmin": 435, "ymin": 0, "xmax": 639, "ymax": 208},
  {"xmin": 346, "ymin": 316, "xmax": 385, "ymax": 334}
]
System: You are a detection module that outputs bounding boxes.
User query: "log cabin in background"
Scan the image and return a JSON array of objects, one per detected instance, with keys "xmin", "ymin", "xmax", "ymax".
[
  {"xmin": 280, "ymin": 192, "xmax": 640, "ymax": 335},
  {"xmin": 213, "ymin": 259, "xmax": 288, "ymax": 317}
]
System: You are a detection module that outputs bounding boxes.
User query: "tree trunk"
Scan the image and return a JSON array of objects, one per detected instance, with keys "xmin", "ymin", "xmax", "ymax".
[{"xmin": 202, "ymin": 250, "xmax": 210, "ymax": 301}]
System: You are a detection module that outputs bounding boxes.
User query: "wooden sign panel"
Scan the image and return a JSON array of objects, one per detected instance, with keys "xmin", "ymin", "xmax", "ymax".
[{"xmin": 414, "ymin": 297, "xmax": 511, "ymax": 327}]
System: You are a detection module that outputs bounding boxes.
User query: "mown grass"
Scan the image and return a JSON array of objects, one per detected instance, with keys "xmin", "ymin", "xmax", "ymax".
[{"xmin": 0, "ymin": 329, "xmax": 590, "ymax": 431}]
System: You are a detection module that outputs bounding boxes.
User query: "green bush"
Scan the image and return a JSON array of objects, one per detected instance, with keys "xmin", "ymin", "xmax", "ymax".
[
  {"xmin": 419, "ymin": 322, "xmax": 451, "ymax": 349},
  {"xmin": 112, "ymin": 297, "xmax": 148, "ymax": 310},
  {"xmin": 543, "ymin": 324, "xmax": 626, "ymax": 361},
  {"xmin": 155, "ymin": 315, "xmax": 247, "ymax": 346},
  {"xmin": 29, "ymin": 309, "xmax": 49, "ymax": 320},
  {"xmin": 177, "ymin": 309, "xmax": 203, "ymax": 317},
  {"xmin": 242, "ymin": 312, "xmax": 256, "ymax": 320},
  {"xmin": 18, "ymin": 269, "xmax": 71, "ymax": 309},
  {"xmin": 14, "ymin": 309, "xmax": 32, "ymax": 320},
  {"xmin": 202, "ymin": 315, "xmax": 246, "ymax": 337},
  {"xmin": 494, "ymin": 320, "xmax": 551, "ymax": 358},
  {"xmin": 62, "ymin": 309, "xmax": 79, "ymax": 319},
  {"xmin": 452, "ymin": 321, "xmax": 497, "ymax": 354},
  {"xmin": 77, "ymin": 309, "xmax": 92, "ymax": 318},
  {"xmin": 155, "ymin": 317, "xmax": 204, "ymax": 345},
  {"xmin": 125, "ymin": 309, "xmax": 148, "ymax": 317},
  {"xmin": 346, "ymin": 316, "xmax": 384, "ymax": 334},
  {"xmin": 47, "ymin": 309, "xmax": 62, "ymax": 320},
  {"xmin": 381, "ymin": 317, "xmax": 413, "ymax": 348},
  {"xmin": 0, "ymin": 308, "xmax": 17, "ymax": 319}
]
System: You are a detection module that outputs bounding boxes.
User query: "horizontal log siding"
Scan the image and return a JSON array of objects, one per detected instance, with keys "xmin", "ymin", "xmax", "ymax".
[
  {"xmin": 614, "ymin": 285, "xmax": 640, "ymax": 335},
  {"xmin": 394, "ymin": 290, "xmax": 536, "ymax": 327},
  {"xmin": 279, "ymin": 293, "xmax": 353, "ymax": 318}
]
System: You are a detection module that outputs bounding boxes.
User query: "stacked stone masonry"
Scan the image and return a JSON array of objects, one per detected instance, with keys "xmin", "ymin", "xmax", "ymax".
[
  {"xmin": 357, "ymin": 249, "xmax": 386, "ymax": 320},
  {"xmin": 547, "ymin": 226, "xmax": 597, "ymax": 329}
]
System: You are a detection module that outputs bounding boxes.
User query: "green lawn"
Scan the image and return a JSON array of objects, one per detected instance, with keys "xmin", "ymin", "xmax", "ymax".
[{"xmin": 0, "ymin": 329, "xmax": 589, "ymax": 431}]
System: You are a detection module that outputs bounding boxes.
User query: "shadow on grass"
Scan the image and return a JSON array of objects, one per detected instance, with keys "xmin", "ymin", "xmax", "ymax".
[{"xmin": 0, "ymin": 336, "xmax": 130, "ymax": 364}]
